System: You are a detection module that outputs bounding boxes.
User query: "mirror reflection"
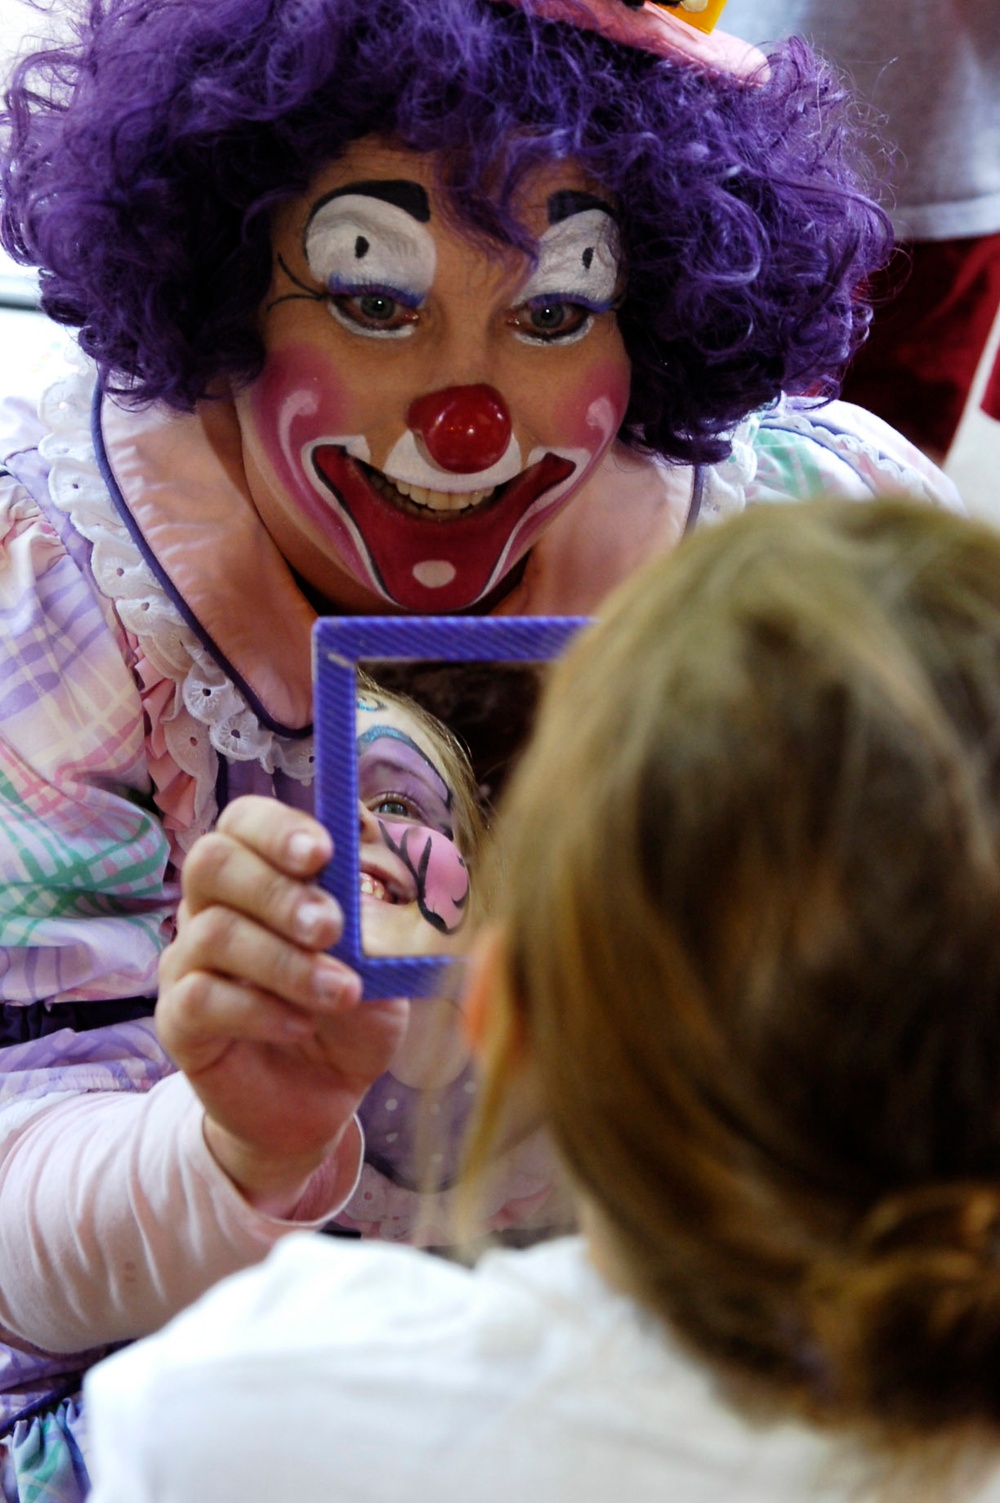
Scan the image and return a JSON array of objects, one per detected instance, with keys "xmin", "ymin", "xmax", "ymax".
[{"xmin": 356, "ymin": 661, "xmax": 546, "ymax": 957}]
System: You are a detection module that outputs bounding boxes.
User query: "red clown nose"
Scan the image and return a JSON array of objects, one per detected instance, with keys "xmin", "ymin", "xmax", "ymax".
[{"xmin": 406, "ymin": 384, "xmax": 512, "ymax": 473}]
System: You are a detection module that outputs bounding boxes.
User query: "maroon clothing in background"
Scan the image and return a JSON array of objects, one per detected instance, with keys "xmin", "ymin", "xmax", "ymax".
[{"xmin": 842, "ymin": 233, "xmax": 1000, "ymax": 457}]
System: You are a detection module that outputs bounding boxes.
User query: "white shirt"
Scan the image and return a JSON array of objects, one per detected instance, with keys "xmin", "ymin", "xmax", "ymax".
[{"xmin": 84, "ymin": 1235, "xmax": 1000, "ymax": 1503}]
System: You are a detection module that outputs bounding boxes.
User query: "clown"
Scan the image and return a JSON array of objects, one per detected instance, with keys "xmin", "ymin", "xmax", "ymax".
[{"xmin": 0, "ymin": 0, "xmax": 960, "ymax": 1494}]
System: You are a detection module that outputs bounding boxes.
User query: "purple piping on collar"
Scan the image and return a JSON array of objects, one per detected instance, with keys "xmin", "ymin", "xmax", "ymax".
[{"xmin": 91, "ymin": 384, "xmax": 313, "ymax": 741}]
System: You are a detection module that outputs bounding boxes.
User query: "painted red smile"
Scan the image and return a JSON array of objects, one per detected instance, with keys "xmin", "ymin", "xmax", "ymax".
[{"xmin": 312, "ymin": 446, "xmax": 575, "ymax": 610}]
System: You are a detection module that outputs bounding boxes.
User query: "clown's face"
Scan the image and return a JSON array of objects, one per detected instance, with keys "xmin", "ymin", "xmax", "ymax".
[{"xmin": 235, "ymin": 138, "xmax": 631, "ymax": 613}]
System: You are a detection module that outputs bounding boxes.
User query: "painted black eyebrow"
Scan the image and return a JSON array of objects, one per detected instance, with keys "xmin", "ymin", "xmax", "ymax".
[
  {"xmin": 547, "ymin": 189, "xmax": 616, "ymax": 225},
  {"xmin": 306, "ymin": 179, "xmax": 432, "ymax": 230}
]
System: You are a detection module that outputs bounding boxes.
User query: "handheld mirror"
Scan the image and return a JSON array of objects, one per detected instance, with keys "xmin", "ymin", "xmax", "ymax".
[{"xmin": 313, "ymin": 616, "xmax": 588, "ymax": 998}]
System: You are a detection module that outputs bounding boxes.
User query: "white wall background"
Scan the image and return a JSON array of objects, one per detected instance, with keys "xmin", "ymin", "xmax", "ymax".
[
  {"xmin": 0, "ymin": 0, "xmax": 78, "ymax": 399},
  {"xmin": 0, "ymin": 0, "xmax": 54, "ymax": 63},
  {"xmin": 0, "ymin": 0, "xmax": 51, "ymax": 298}
]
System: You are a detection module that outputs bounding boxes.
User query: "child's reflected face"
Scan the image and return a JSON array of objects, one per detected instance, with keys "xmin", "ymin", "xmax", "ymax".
[
  {"xmin": 236, "ymin": 137, "xmax": 630, "ymax": 613},
  {"xmin": 355, "ymin": 692, "xmax": 472, "ymax": 957}
]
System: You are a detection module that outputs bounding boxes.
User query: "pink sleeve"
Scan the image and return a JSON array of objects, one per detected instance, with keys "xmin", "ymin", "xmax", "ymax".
[{"xmin": 0, "ymin": 1072, "xmax": 362, "ymax": 1354}]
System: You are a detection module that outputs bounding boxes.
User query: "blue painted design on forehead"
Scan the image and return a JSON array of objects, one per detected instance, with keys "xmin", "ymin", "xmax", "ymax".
[
  {"xmin": 547, "ymin": 189, "xmax": 616, "ymax": 224},
  {"xmin": 307, "ymin": 179, "xmax": 432, "ymax": 229}
]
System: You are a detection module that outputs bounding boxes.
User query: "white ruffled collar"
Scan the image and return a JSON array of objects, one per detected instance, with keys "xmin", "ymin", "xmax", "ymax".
[
  {"xmin": 93, "ymin": 381, "xmax": 317, "ymax": 732},
  {"xmin": 38, "ymin": 371, "xmax": 317, "ymax": 834}
]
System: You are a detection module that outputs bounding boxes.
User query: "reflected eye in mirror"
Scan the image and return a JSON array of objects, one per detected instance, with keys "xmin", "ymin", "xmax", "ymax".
[
  {"xmin": 359, "ymin": 658, "xmax": 548, "ymax": 814},
  {"xmin": 313, "ymin": 617, "xmax": 589, "ymax": 998}
]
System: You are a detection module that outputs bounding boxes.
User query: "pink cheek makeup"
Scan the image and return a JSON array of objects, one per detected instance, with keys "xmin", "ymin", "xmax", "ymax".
[
  {"xmin": 246, "ymin": 341, "xmax": 378, "ymax": 581},
  {"xmin": 556, "ymin": 358, "xmax": 631, "ymax": 454},
  {"xmin": 497, "ymin": 356, "xmax": 631, "ymax": 564},
  {"xmin": 376, "ymin": 818, "xmax": 470, "ymax": 934}
]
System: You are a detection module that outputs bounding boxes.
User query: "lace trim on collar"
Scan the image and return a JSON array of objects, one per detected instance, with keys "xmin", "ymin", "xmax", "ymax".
[{"xmin": 38, "ymin": 372, "xmax": 315, "ymax": 850}]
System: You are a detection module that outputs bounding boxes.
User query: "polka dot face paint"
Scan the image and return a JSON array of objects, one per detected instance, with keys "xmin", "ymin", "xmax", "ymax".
[{"xmin": 235, "ymin": 138, "xmax": 631, "ymax": 613}]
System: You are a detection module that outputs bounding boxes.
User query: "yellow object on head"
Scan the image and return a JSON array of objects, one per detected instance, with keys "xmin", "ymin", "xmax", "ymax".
[{"xmin": 653, "ymin": 0, "xmax": 728, "ymax": 34}]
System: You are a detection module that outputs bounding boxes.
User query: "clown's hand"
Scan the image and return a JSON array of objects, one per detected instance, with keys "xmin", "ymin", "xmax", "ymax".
[{"xmin": 156, "ymin": 797, "xmax": 408, "ymax": 1215}]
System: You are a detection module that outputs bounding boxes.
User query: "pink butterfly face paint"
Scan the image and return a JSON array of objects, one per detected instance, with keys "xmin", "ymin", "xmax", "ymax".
[
  {"xmin": 235, "ymin": 138, "xmax": 631, "ymax": 613},
  {"xmin": 356, "ymin": 694, "xmax": 471, "ymax": 956},
  {"xmin": 372, "ymin": 818, "xmax": 469, "ymax": 937}
]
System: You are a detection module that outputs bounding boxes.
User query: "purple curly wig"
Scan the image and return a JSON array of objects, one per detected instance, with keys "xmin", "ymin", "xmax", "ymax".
[{"xmin": 1, "ymin": 0, "xmax": 891, "ymax": 464}]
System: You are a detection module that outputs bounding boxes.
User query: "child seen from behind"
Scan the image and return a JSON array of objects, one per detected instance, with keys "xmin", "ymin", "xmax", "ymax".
[{"xmin": 88, "ymin": 498, "xmax": 1000, "ymax": 1502}]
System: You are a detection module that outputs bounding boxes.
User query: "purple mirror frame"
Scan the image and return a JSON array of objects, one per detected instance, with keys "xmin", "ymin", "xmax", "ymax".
[{"xmin": 312, "ymin": 615, "xmax": 588, "ymax": 998}]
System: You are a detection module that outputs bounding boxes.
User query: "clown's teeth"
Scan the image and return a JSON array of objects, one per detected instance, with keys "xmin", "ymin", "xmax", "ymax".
[
  {"xmin": 393, "ymin": 479, "xmax": 493, "ymax": 510},
  {"xmin": 360, "ymin": 872, "xmax": 388, "ymax": 902},
  {"xmin": 371, "ymin": 469, "xmax": 494, "ymax": 515}
]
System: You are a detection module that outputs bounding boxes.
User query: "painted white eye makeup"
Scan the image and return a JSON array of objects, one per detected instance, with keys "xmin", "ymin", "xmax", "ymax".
[
  {"xmin": 513, "ymin": 193, "xmax": 621, "ymax": 346},
  {"xmin": 304, "ymin": 179, "xmax": 437, "ymax": 340}
]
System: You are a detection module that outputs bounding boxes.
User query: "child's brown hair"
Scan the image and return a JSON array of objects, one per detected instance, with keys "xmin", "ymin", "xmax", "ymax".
[{"xmin": 468, "ymin": 499, "xmax": 1000, "ymax": 1446}]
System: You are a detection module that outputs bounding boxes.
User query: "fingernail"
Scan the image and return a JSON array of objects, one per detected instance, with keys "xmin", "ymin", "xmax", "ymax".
[
  {"xmin": 315, "ymin": 962, "xmax": 360, "ymax": 1008},
  {"xmin": 295, "ymin": 899, "xmax": 337, "ymax": 944},
  {"xmin": 288, "ymin": 831, "xmax": 323, "ymax": 870}
]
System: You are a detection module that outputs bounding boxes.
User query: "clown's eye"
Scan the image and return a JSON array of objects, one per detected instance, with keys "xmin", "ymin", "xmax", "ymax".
[
  {"xmin": 507, "ymin": 298, "xmax": 594, "ymax": 344},
  {"xmin": 305, "ymin": 190, "xmax": 436, "ymax": 338},
  {"xmin": 329, "ymin": 289, "xmax": 420, "ymax": 338}
]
